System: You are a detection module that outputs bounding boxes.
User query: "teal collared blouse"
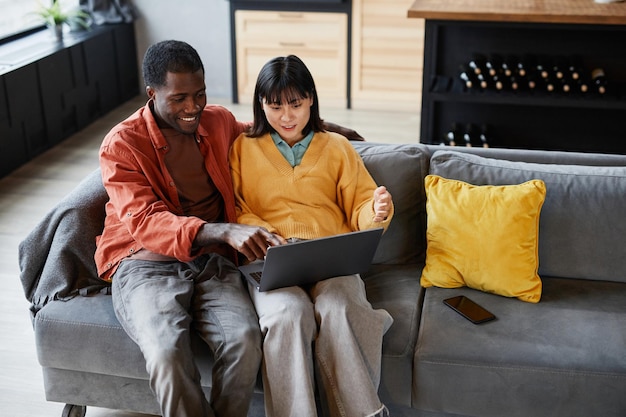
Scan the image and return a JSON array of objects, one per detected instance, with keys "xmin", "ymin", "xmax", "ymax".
[{"xmin": 271, "ymin": 131, "xmax": 314, "ymax": 167}]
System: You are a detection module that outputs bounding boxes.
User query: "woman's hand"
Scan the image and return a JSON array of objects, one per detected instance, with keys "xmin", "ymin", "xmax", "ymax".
[{"xmin": 373, "ymin": 186, "xmax": 392, "ymax": 222}]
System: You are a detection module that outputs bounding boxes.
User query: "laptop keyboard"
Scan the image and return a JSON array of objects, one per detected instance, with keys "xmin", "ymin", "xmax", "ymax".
[{"xmin": 250, "ymin": 271, "xmax": 262, "ymax": 284}]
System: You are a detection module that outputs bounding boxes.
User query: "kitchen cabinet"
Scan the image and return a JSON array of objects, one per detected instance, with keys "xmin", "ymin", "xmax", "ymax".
[{"xmin": 235, "ymin": 10, "xmax": 348, "ymax": 108}]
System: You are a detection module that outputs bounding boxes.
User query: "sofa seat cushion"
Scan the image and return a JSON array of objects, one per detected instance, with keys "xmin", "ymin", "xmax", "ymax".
[
  {"xmin": 35, "ymin": 294, "xmax": 145, "ymax": 378},
  {"xmin": 430, "ymin": 150, "xmax": 626, "ymax": 284},
  {"xmin": 363, "ymin": 263, "xmax": 424, "ymax": 407},
  {"xmin": 34, "ymin": 272, "xmax": 418, "ymax": 396},
  {"xmin": 413, "ymin": 278, "xmax": 626, "ymax": 417},
  {"xmin": 34, "ymin": 294, "xmax": 217, "ymax": 386}
]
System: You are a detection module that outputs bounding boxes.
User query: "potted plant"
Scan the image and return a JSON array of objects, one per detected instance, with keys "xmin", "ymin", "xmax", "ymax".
[{"xmin": 34, "ymin": 0, "xmax": 91, "ymax": 41}]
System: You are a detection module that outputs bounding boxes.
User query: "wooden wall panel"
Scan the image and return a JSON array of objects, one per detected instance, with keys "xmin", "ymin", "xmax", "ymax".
[{"xmin": 351, "ymin": 0, "xmax": 424, "ymax": 111}]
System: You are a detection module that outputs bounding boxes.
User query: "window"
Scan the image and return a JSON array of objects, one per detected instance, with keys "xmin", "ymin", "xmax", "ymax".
[{"xmin": 0, "ymin": 0, "xmax": 79, "ymax": 41}]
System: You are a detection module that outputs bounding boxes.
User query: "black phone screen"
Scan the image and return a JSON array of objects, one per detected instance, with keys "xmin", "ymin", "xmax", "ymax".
[{"xmin": 443, "ymin": 295, "xmax": 496, "ymax": 324}]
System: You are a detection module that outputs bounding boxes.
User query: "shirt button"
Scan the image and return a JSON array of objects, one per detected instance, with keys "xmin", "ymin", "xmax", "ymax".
[{"xmin": 126, "ymin": 212, "xmax": 132, "ymax": 217}]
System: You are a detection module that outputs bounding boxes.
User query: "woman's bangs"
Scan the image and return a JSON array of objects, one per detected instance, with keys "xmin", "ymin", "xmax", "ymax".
[{"xmin": 263, "ymin": 83, "xmax": 308, "ymax": 105}]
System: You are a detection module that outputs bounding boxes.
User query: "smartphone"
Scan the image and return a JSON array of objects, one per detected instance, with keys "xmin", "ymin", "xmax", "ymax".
[{"xmin": 443, "ymin": 295, "xmax": 496, "ymax": 324}]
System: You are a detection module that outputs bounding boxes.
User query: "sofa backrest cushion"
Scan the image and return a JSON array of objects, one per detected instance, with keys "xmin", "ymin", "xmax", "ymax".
[
  {"xmin": 425, "ymin": 144, "xmax": 626, "ymax": 166},
  {"xmin": 429, "ymin": 150, "xmax": 626, "ymax": 283},
  {"xmin": 352, "ymin": 142, "xmax": 430, "ymax": 265}
]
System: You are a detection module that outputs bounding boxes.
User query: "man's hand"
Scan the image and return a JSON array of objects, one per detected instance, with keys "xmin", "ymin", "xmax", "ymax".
[
  {"xmin": 196, "ymin": 223, "xmax": 286, "ymax": 262},
  {"xmin": 373, "ymin": 186, "xmax": 392, "ymax": 222}
]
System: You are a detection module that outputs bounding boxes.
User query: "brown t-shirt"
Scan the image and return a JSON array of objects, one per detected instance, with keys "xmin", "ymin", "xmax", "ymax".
[
  {"xmin": 162, "ymin": 128, "xmax": 224, "ymax": 222},
  {"xmin": 131, "ymin": 128, "xmax": 224, "ymax": 262}
]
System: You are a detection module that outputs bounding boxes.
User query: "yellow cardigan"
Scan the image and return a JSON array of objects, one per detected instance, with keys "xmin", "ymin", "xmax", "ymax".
[{"xmin": 229, "ymin": 131, "xmax": 393, "ymax": 240}]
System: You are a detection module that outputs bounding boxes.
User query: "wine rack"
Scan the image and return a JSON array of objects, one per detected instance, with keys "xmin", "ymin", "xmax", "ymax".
[{"xmin": 420, "ymin": 20, "xmax": 626, "ymax": 154}]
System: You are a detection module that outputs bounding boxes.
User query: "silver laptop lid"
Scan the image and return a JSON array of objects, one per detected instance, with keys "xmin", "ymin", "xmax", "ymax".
[{"xmin": 240, "ymin": 228, "xmax": 383, "ymax": 292}]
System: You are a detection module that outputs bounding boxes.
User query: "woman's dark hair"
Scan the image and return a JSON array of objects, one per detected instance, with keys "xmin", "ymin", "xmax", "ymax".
[
  {"xmin": 248, "ymin": 55, "xmax": 325, "ymax": 137},
  {"xmin": 142, "ymin": 40, "xmax": 204, "ymax": 88}
]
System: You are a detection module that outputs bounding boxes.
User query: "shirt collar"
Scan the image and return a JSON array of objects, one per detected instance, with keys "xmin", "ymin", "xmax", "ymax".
[
  {"xmin": 144, "ymin": 100, "xmax": 208, "ymax": 149},
  {"xmin": 270, "ymin": 130, "xmax": 314, "ymax": 149}
]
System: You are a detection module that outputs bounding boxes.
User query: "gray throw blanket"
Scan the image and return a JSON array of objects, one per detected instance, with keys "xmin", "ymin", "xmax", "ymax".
[{"xmin": 18, "ymin": 169, "xmax": 111, "ymax": 317}]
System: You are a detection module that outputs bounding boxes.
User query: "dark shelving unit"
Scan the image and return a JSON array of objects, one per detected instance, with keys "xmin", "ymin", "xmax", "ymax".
[
  {"xmin": 419, "ymin": 19, "xmax": 626, "ymax": 154},
  {"xmin": 0, "ymin": 23, "xmax": 138, "ymax": 178}
]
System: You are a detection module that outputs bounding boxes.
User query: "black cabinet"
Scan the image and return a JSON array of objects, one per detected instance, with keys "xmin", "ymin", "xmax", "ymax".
[
  {"xmin": 38, "ymin": 48, "xmax": 80, "ymax": 146},
  {"xmin": 420, "ymin": 20, "xmax": 626, "ymax": 154},
  {"xmin": 0, "ymin": 23, "xmax": 138, "ymax": 178},
  {"xmin": 113, "ymin": 22, "xmax": 141, "ymax": 102},
  {"xmin": 83, "ymin": 28, "xmax": 121, "ymax": 117},
  {"xmin": 4, "ymin": 63, "xmax": 47, "ymax": 162}
]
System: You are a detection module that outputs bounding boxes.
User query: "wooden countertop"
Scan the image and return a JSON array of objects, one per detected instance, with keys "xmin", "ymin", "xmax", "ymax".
[{"xmin": 408, "ymin": 0, "xmax": 626, "ymax": 25}]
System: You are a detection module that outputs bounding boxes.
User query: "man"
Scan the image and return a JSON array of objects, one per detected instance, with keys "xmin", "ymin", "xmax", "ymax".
[
  {"xmin": 95, "ymin": 40, "xmax": 363, "ymax": 417},
  {"xmin": 94, "ymin": 40, "xmax": 283, "ymax": 417}
]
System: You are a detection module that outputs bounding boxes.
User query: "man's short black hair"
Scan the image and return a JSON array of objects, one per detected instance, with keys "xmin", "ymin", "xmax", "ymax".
[{"xmin": 142, "ymin": 40, "xmax": 204, "ymax": 88}]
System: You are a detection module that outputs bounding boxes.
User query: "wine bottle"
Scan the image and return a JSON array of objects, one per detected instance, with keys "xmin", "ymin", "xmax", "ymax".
[
  {"xmin": 559, "ymin": 78, "xmax": 572, "ymax": 94},
  {"xmin": 509, "ymin": 75, "xmax": 522, "ymax": 92},
  {"xmin": 468, "ymin": 54, "xmax": 487, "ymax": 75},
  {"xmin": 536, "ymin": 59, "xmax": 550, "ymax": 80},
  {"xmin": 544, "ymin": 75, "xmax": 556, "ymax": 93},
  {"xmin": 567, "ymin": 55, "xmax": 584, "ymax": 81},
  {"xmin": 476, "ymin": 73, "xmax": 491, "ymax": 90},
  {"xmin": 576, "ymin": 74, "xmax": 590, "ymax": 94},
  {"xmin": 459, "ymin": 72, "xmax": 474, "ymax": 90},
  {"xmin": 479, "ymin": 124, "xmax": 490, "ymax": 148},
  {"xmin": 463, "ymin": 124, "xmax": 474, "ymax": 147},
  {"xmin": 486, "ymin": 54, "xmax": 503, "ymax": 77},
  {"xmin": 552, "ymin": 57, "xmax": 568, "ymax": 80},
  {"xmin": 492, "ymin": 74, "xmax": 509, "ymax": 92},
  {"xmin": 459, "ymin": 64, "xmax": 478, "ymax": 90},
  {"xmin": 445, "ymin": 123, "xmax": 459, "ymax": 146},
  {"xmin": 526, "ymin": 72, "xmax": 541, "ymax": 92},
  {"xmin": 591, "ymin": 68, "xmax": 608, "ymax": 95},
  {"xmin": 519, "ymin": 55, "xmax": 537, "ymax": 78},
  {"xmin": 516, "ymin": 60, "xmax": 527, "ymax": 78},
  {"xmin": 501, "ymin": 55, "xmax": 516, "ymax": 77}
]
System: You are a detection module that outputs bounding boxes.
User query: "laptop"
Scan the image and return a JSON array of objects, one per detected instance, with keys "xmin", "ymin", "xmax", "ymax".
[{"xmin": 239, "ymin": 228, "xmax": 384, "ymax": 292}]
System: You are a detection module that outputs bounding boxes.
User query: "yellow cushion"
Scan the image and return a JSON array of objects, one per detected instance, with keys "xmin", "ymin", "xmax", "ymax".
[{"xmin": 421, "ymin": 175, "xmax": 546, "ymax": 303}]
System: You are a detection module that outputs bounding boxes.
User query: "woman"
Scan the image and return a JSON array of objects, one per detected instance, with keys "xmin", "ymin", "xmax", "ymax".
[{"xmin": 229, "ymin": 55, "xmax": 394, "ymax": 417}]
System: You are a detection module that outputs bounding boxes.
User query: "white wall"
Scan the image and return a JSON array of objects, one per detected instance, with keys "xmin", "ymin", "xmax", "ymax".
[{"xmin": 131, "ymin": 0, "xmax": 233, "ymax": 99}]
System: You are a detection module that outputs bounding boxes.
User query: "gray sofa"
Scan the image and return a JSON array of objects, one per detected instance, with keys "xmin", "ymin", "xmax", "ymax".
[{"xmin": 19, "ymin": 141, "xmax": 626, "ymax": 417}]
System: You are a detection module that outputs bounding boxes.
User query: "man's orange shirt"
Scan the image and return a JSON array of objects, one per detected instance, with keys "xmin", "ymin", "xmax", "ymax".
[{"xmin": 95, "ymin": 102, "xmax": 248, "ymax": 280}]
